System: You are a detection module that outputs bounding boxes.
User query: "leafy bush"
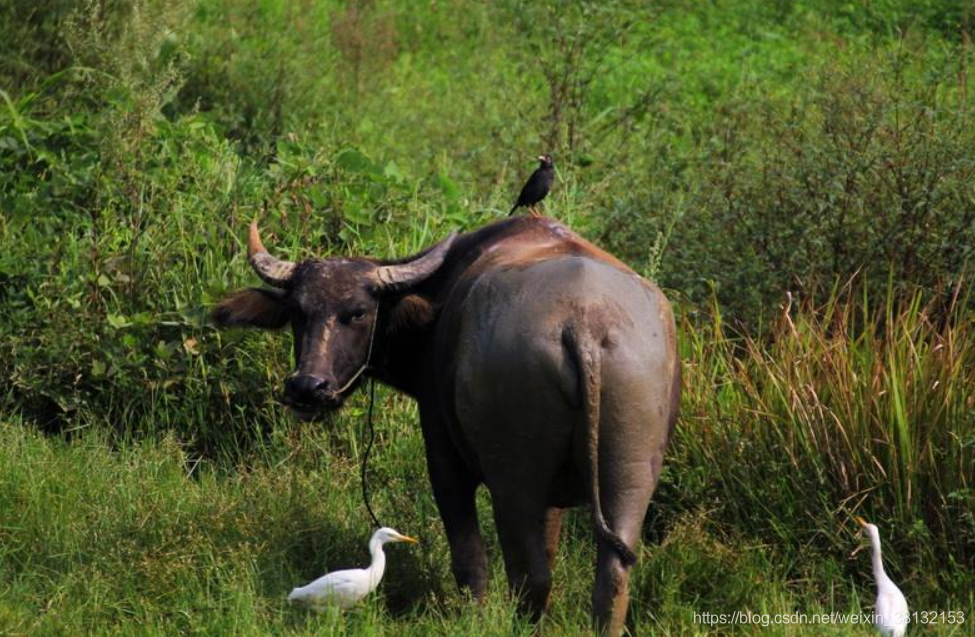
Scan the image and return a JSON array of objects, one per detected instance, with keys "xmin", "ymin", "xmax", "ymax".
[{"xmin": 597, "ymin": 42, "xmax": 975, "ymax": 325}]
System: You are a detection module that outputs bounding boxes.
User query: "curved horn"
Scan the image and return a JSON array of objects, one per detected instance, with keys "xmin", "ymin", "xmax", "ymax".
[
  {"xmin": 375, "ymin": 231, "xmax": 458, "ymax": 293},
  {"xmin": 247, "ymin": 221, "xmax": 297, "ymax": 287}
]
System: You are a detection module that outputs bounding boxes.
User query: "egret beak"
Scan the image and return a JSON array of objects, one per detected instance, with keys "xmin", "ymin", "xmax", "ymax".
[
  {"xmin": 855, "ymin": 516, "xmax": 869, "ymax": 529},
  {"xmin": 395, "ymin": 533, "xmax": 419, "ymax": 544}
]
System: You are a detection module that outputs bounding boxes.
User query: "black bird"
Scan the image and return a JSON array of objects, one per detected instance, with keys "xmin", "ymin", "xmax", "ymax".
[{"xmin": 509, "ymin": 154, "xmax": 554, "ymax": 216}]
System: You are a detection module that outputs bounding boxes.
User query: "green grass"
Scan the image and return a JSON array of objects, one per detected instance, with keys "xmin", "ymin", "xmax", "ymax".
[
  {"xmin": 2, "ymin": 408, "xmax": 968, "ymax": 636},
  {"xmin": 1, "ymin": 0, "xmax": 974, "ymax": 633}
]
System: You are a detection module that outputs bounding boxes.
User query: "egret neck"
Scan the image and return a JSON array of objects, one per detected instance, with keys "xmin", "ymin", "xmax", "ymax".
[
  {"xmin": 866, "ymin": 526, "xmax": 898, "ymax": 592},
  {"xmin": 367, "ymin": 533, "xmax": 388, "ymax": 591}
]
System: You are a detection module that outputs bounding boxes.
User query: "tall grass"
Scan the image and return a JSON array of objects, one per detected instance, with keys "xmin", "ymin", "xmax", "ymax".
[{"xmin": 675, "ymin": 282, "xmax": 975, "ymax": 602}]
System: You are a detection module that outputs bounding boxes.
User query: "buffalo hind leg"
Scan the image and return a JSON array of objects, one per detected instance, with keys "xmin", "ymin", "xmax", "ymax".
[
  {"xmin": 592, "ymin": 454, "xmax": 663, "ymax": 635},
  {"xmin": 421, "ymin": 410, "xmax": 489, "ymax": 597},
  {"xmin": 593, "ymin": 538, "xmax": 632, "ymax": 635},
  {"xmin": 493, "ymin": 498, "xmax": 553, "ymax": 622},
  {"xmin": 436, "ymin": 473, "xmax": 488, "ymax": 598}
]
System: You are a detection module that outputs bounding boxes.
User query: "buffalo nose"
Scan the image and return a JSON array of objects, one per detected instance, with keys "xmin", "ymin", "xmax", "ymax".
[{"xmin": 285, "ymin": 374, "xmax": 330, "ymax": 403}]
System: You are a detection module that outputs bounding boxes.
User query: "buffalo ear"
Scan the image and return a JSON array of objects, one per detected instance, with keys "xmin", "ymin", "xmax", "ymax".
[
  {"xmin": 211, "ymin": 288, "xmax": 290, "ymax": 329},
  {"xmin": 386, "ymin": 294, "xmax": 437, "ymax": 333}
]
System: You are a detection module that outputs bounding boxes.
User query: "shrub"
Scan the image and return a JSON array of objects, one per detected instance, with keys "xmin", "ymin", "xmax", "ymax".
[{"xmin": 599, "ymin": 42, "xmax": 975, "ymax": 326}]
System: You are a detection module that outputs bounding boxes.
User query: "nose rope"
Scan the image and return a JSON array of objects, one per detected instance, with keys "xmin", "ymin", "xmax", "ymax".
[
  {"xmin": 349, "ymin": 303, "xmax": 381, "ymax": 529},
  {"xmin": 361, "ymin": 377, "xmax": 381, "ymax": 529},
  {"xmin": 298, "ymin": 306, "xmax": 383, "ymax": 528},
  {"xmin": 290, "ymin": 305, "xmax": 383, "ymax": 528},
  {"xmin": 332, "ymin": 303, "xmax": 380, "ymax": 395}
]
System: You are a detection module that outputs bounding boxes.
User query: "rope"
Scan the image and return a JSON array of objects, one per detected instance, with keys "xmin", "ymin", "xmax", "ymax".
[
  {"xmin": 334, "ymin": 303, "xmax": 380, "ymax": 395},
  {"xmin": 355, "ymin": 303, "xmax": 381, "ymax": 530},
  {"xmin": 361, "ymin": 377, "xmax": 382, "ymax": 529},
  {"xmin": 302, "ymin": 301, "xmax": 382, "ymax": 529}
]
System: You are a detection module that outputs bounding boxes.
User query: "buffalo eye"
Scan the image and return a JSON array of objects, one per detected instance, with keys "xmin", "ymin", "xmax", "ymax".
[{"xmin": 342, "ymin": 307, "xmax": 368, "ymax": 325}]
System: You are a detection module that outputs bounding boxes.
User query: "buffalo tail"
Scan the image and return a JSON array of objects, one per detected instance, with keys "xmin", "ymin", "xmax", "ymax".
[{"xmin": 563, "ymin": 324, "xmax": 638, "ymax": 567}]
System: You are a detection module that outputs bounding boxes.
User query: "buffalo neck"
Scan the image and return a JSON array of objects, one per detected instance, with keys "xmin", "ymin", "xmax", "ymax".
[{"xmin": 368, "ymin": 302, "xmax": 436, "ymax": 398}]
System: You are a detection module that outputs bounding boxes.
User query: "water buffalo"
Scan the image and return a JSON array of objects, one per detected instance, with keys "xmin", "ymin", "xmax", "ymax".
[{"xmin": 212, "ymin": 216, "xmax": 680, "ymax": 633}]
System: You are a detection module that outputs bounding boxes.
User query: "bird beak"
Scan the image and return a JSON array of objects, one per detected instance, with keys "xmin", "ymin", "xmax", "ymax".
[
  {"xmin": 396, "ymin": 533, "xmax": 419, "ymax": 544},
  {"xmin": 537, "ymin": 155, "xmax": 546, "ymax": 161},
  {"xmin": 855, "ymin": 516, "xmax": 868, "ymax": 529}
]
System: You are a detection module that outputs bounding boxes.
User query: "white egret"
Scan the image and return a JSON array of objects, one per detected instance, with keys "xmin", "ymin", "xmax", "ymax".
[
  {"xmin": 856, "ymin": 516, "xmax": 909, "ymax": 637},
  {"xmin": 288, "ymin": 527, "xmax": 418, "ymax": 611}
]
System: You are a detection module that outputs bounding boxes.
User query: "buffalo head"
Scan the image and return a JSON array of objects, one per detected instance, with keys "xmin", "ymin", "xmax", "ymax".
[{"xmin": 212, "ymin": 222, "xmax": 456, "ymax": 417}]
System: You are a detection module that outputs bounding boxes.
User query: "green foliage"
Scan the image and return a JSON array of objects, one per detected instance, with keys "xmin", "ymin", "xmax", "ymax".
[
  {"xmin": 654, "ymin": 47, "xmax": 975, "ymax": 323},
  {"xmin": 0, "ymin": 0, "xmax": 80, "ymax": 89},
  {"xmin": 1, "ymin": 0, "xmax": 974, "ymax": 633}
]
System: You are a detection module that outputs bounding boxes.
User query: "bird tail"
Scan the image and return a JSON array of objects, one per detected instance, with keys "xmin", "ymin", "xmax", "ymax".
[{"xmin": 508, "ymin": 204, "xmax": 519, "ymax": 216}]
